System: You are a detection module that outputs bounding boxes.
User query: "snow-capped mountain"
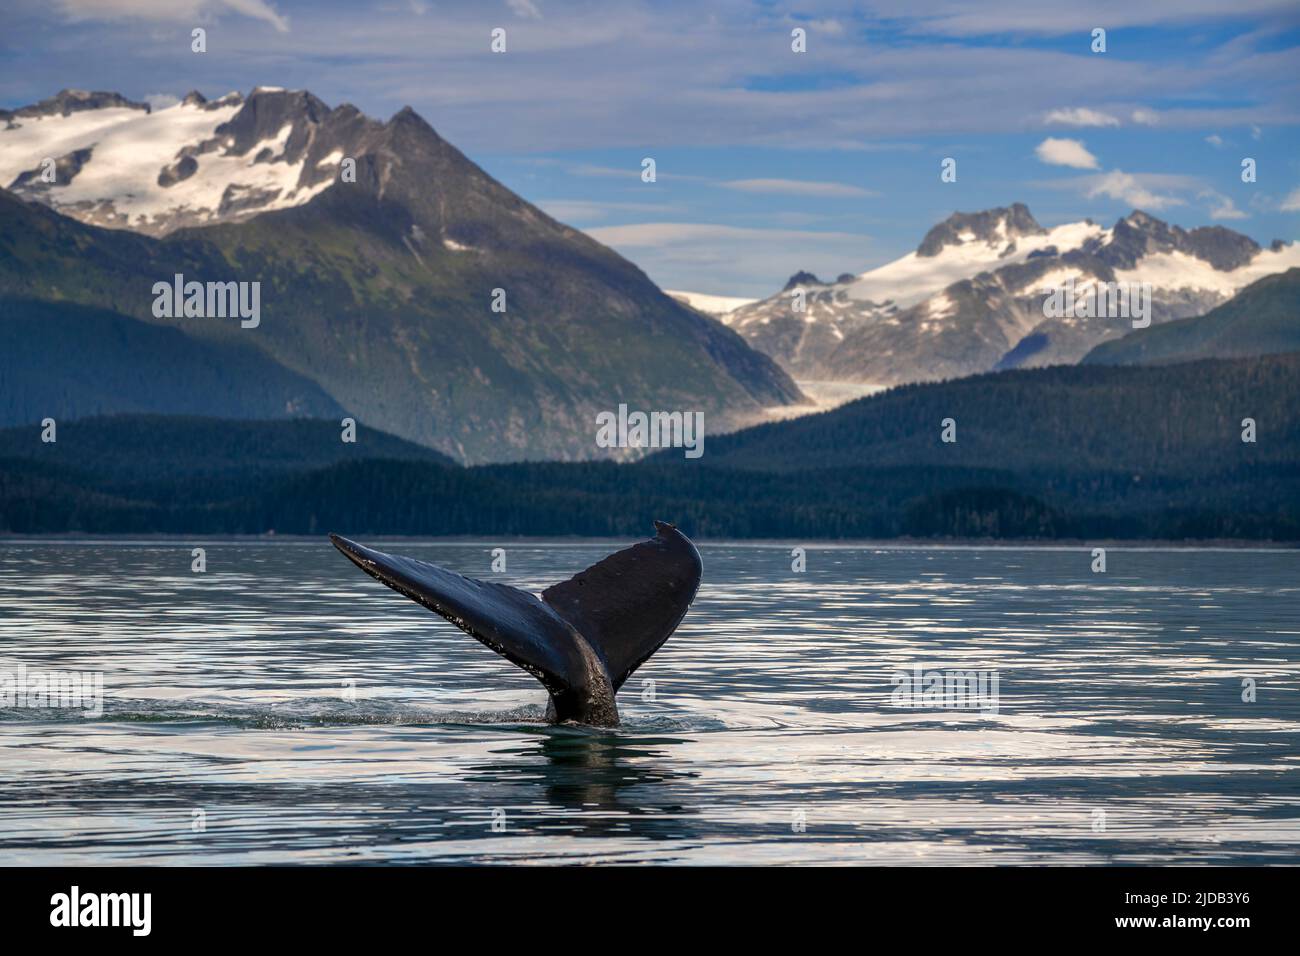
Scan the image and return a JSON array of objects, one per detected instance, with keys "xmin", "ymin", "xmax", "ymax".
[
  {"xmin": 665, "ymin": 289, "xmax": 757, "ymax": 317},
  {"xmin": 726, "ymin": 203, "xmax": 1300, "ymax": 385},
  {"xmin": 0, "ymin": 87, "xmax": 354, "ymax": 235},
  {"xmin": 0, "ymin": 87, "xmax": 802, "ymax": 462}
]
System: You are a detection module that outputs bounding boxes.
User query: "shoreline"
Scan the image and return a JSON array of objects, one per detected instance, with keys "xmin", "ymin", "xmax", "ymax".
[{"xmin": 1, "ymin": 533, "xmax": 1295, "ymax": 550}]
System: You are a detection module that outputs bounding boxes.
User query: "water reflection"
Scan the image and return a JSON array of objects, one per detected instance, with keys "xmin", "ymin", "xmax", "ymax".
[
  {"xmin": 0, "ymin": 539, "xmax": 1297, "ymax": 864},
  {"xmin": 462, "ymin": 729, "xmax": 699, "ymax": 841}
]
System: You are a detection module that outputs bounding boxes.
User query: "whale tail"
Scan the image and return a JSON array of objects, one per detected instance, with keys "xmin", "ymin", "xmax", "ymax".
[{"xmin": 329, "ymin": 521, "xmax": 701, "ymax": 725}]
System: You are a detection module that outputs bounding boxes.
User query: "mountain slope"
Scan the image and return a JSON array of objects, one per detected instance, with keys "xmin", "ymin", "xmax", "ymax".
[
  {"xmin": 1083, "ymin": 268, "xmax": 1300, "ymax": 366},
  {"xmin": 725, "ymin": 204, "xmax": 1299, "ymax": 385},
  {"xmin": 688, "ymin": 353, "xmax": 1300, "ymax": 476},
  {"xmin": 5, "ymin": 355, "xmax": 1297, "ymax": 540},
  {"xmin": 0, "ymin": 297, "xmax": 343, "ymax": 426},
  {"xmin": 0, "ymin": 414, "xmax": 454, "ymax": 534},
  {"xmin": 0, "ymin": 88, "xmax": 332, "ymax": 235},
  {"xmin": 0, "ymin": 415, "xmax": 452, "ymax": 487},
  {"xmin": 665, "ymin": 290, "xmax": 757, "ymax": 317},
  {"xmin": 0, "ymin": 88, "xmax": 801, "ymax": 463}
]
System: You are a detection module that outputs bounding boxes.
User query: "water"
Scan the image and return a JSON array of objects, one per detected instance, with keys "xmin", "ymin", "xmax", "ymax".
[{"xmin": 1, "ymin": 539, "xmax": 1297, "ymax": 865}]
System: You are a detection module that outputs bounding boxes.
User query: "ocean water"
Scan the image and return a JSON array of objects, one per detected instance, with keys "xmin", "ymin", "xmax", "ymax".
[{"xmin": 0, "ymin": 538, "xmax": 1297, "ymax": 865}]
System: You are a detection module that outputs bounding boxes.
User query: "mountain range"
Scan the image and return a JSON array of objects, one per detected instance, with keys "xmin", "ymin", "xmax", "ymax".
[
  {"xmin": 0, "ymin": 87, "xmax": 317, "ymax": 236},
  {"xmin": 1083, "ymin": 267, "xmax": 1300, "ymax": 366},
  {"xmin": 689, "ymin": 203, "xmax": 1299, "ymax": 386},
  {"xmin": 4, "ymin": 352, "xmax": 1296, "ymax": 540},
  {"xmin": 3, "ymin": 86, "xmax": 1298, "ymax": 469},
  {"xmin": 0, "ymin": 87, "xmax": 801, "ymax": 463}
]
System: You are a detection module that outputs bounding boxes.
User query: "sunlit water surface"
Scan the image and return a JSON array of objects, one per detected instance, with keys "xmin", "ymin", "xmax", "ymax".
[{"xmin": 1, "ymin": 539, "xmax": 1297, "ymax": 865}]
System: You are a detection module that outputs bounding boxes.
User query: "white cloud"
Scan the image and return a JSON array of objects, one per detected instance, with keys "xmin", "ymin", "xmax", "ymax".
[
  {"xmin": 535, "ymin": 199, "xmax": 684, "ymax": 222},
  {"xmin": 586, "ymin": 222, "xmax": 865, "ymax": 247},
  {"xmin": 563, "ymin": 163, "xmax": 708, "ymax": 183},
  {"xmin": 1202, "ymin": 191, "xmax": 1248, "ymax": 220},
  {"xmin": 222, "ymin": 0, "xmax": 289, "ymax": 30},
  {"xmin": 1043, "ymin": 107, "xmax": 1120, "ymax": 128},
  {"xmin": 720, "ymin": 178, "xmax": 875, "ymax": 198},
  {"xmin": 144, "ymin": 92, "xmax": 180, "ymax": 111},
  {"xmin": 507, "ymin": 0, "xmax": 542, "ymax": 19},
  {"xmin": 1205, "ymin": 133, "xmax": 1225, "ymax": 147},
  {"xmin": 1035, "ymin": 169, "xmax": 1212, "ymax": 214},
  {"xmin": 864, "ymin": 0, "xmax": 1300, "ymax": 37},
  {"xmin": 56, "ymin": 0, "xmax": 289, "ymax": 31},
  {"xmin": 1084, "ymin": 170, "xmax": 1186, "ymax": 210},
  {"xmin": 584, "ymin": 222, "xmax": 871, "ymax": 297},
  {"xmin": 807, "ymin": 18, "xmax": 845, "ymax": 35},
  {"xmin": 25, "ymin": 1, "xmax": 1297, "ymax": 153},
  {"xmin": 554, "ymin": 171, "xmax": 873, "ymax": 197},
  {"xmin": 1131, "ymin": 108, "xmax": 1160, "ymax": 125},
  {"xmin": 567, "ymin": 163, "xmax": 640, "ymax": 179},
  {"xmin": 1281, "ymin": 187, "xmax": 1300, "ymax": 212},
  {"xmin": 1034, "ymin": 137, "xmax": 1099, "ymax": 169}
]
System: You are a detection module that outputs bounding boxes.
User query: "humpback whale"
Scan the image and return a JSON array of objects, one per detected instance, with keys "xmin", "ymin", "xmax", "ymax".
[{"xmin": 329, "ymin": 521, "xmax": 702, "ymax": 727}]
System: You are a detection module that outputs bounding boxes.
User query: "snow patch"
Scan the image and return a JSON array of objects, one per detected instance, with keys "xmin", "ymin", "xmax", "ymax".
[
  {"xmin": 927, "ymin": 292, "xmax": 956, "ymax": 319},
  {"xmin": 1114, "ymin": 245, "xmax": 1300, "ymax": 297},
  {"xmin": 665, "ymin": 290, "xmax": 758, "ymax": 318},
  {"xmin": 1027, "ymin": 267, "xmax": 1089, "ymax": 296},
  {"xmin": 0, "ymin": 98, "xmax": 331, "ymax": 233},
  {"xmin": 844, "ymin": 219, "xmax": 1108, "ymax": 310}
]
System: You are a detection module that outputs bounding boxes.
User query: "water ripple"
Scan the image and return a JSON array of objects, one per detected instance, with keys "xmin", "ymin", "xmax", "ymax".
[{"xmin": 0, "ymin": 539, "xmax": 1297, "ymax": 864}]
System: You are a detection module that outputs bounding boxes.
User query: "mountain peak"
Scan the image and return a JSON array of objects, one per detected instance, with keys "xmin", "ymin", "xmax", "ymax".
[
  {"xmin": 916, "ymin": 202, "xmax": 1044, "ymax": 257},
  {"xmin": 784, "ymin": 270, "xmax": 825, "ymax": 290},
  {"xmin": 1, "ymin": 88, "xmax": 150, "ymax": 122},
  {"xmin": 0, "ymin": 89, "xmax": 804, "ymax": 463},
  {"xmin": 386, "ymin": 105, "xmax": 443, "ymax": 140},
  {"xmin": 242, "ymin": 86, "xmax": 329, "ymax": 117},
  {"xmin": 0, "ymin": 85, "xmax": 369, "ymax": 234},
  {"xmin": 1124, "ymin": 209, "xmax": 1160, "ymax": 227},
  {"xmin": 1106, "ymin": 209, "xmax": 1259, "ymax": 271},
  {"xmin": 0, "ymin": 85, "xmax": 465, "ymax": 238},
  {"xmin": 726, "ymin": 200, "xmax": 1298, "ymax": 390}
]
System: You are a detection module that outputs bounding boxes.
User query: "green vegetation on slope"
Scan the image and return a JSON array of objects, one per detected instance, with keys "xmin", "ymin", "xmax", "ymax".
[
  {"xmin": 2, "ymin": 354, "xmax": 1296, "ymax": 541},
  {"xmin": 0, "ymin": 297, "xmax": 343, "ymax": 426},
  {"xmin": 690, "ymin": 355, "xmax": 1300, "ymax": 476},
  {"xmin": 0, "ymin": 108, "xmax": 801, "ymax": 465},
  {"xmin": 1083, "ymin": 268, "xmax": 1300, "ymax": 366}
]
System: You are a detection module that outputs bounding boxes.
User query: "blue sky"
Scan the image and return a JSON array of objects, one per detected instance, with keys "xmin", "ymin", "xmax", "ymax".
[{"xmin": 4, "ymin": 0, "xmax": 1299, "ymax": 295}]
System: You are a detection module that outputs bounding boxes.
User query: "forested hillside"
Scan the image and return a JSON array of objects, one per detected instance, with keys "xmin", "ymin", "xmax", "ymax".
[
  {"xmin": 1083, "ymin": 268, "xmax": 1300, "ymax": 366},
  {"xmin": 2, "ymin": 354, "xmax": 1297, "ymax": 541}
]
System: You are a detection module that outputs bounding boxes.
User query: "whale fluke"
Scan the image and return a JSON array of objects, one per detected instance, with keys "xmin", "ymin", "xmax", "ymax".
[{"xmin": 329, "ymin": 521, "xmax": 701, "ymax": 726}]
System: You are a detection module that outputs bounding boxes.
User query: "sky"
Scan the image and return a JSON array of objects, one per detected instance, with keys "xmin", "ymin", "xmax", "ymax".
[{"xmin": 4, "ymin": 0, "xmax": 1300, "ymax": 296}]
